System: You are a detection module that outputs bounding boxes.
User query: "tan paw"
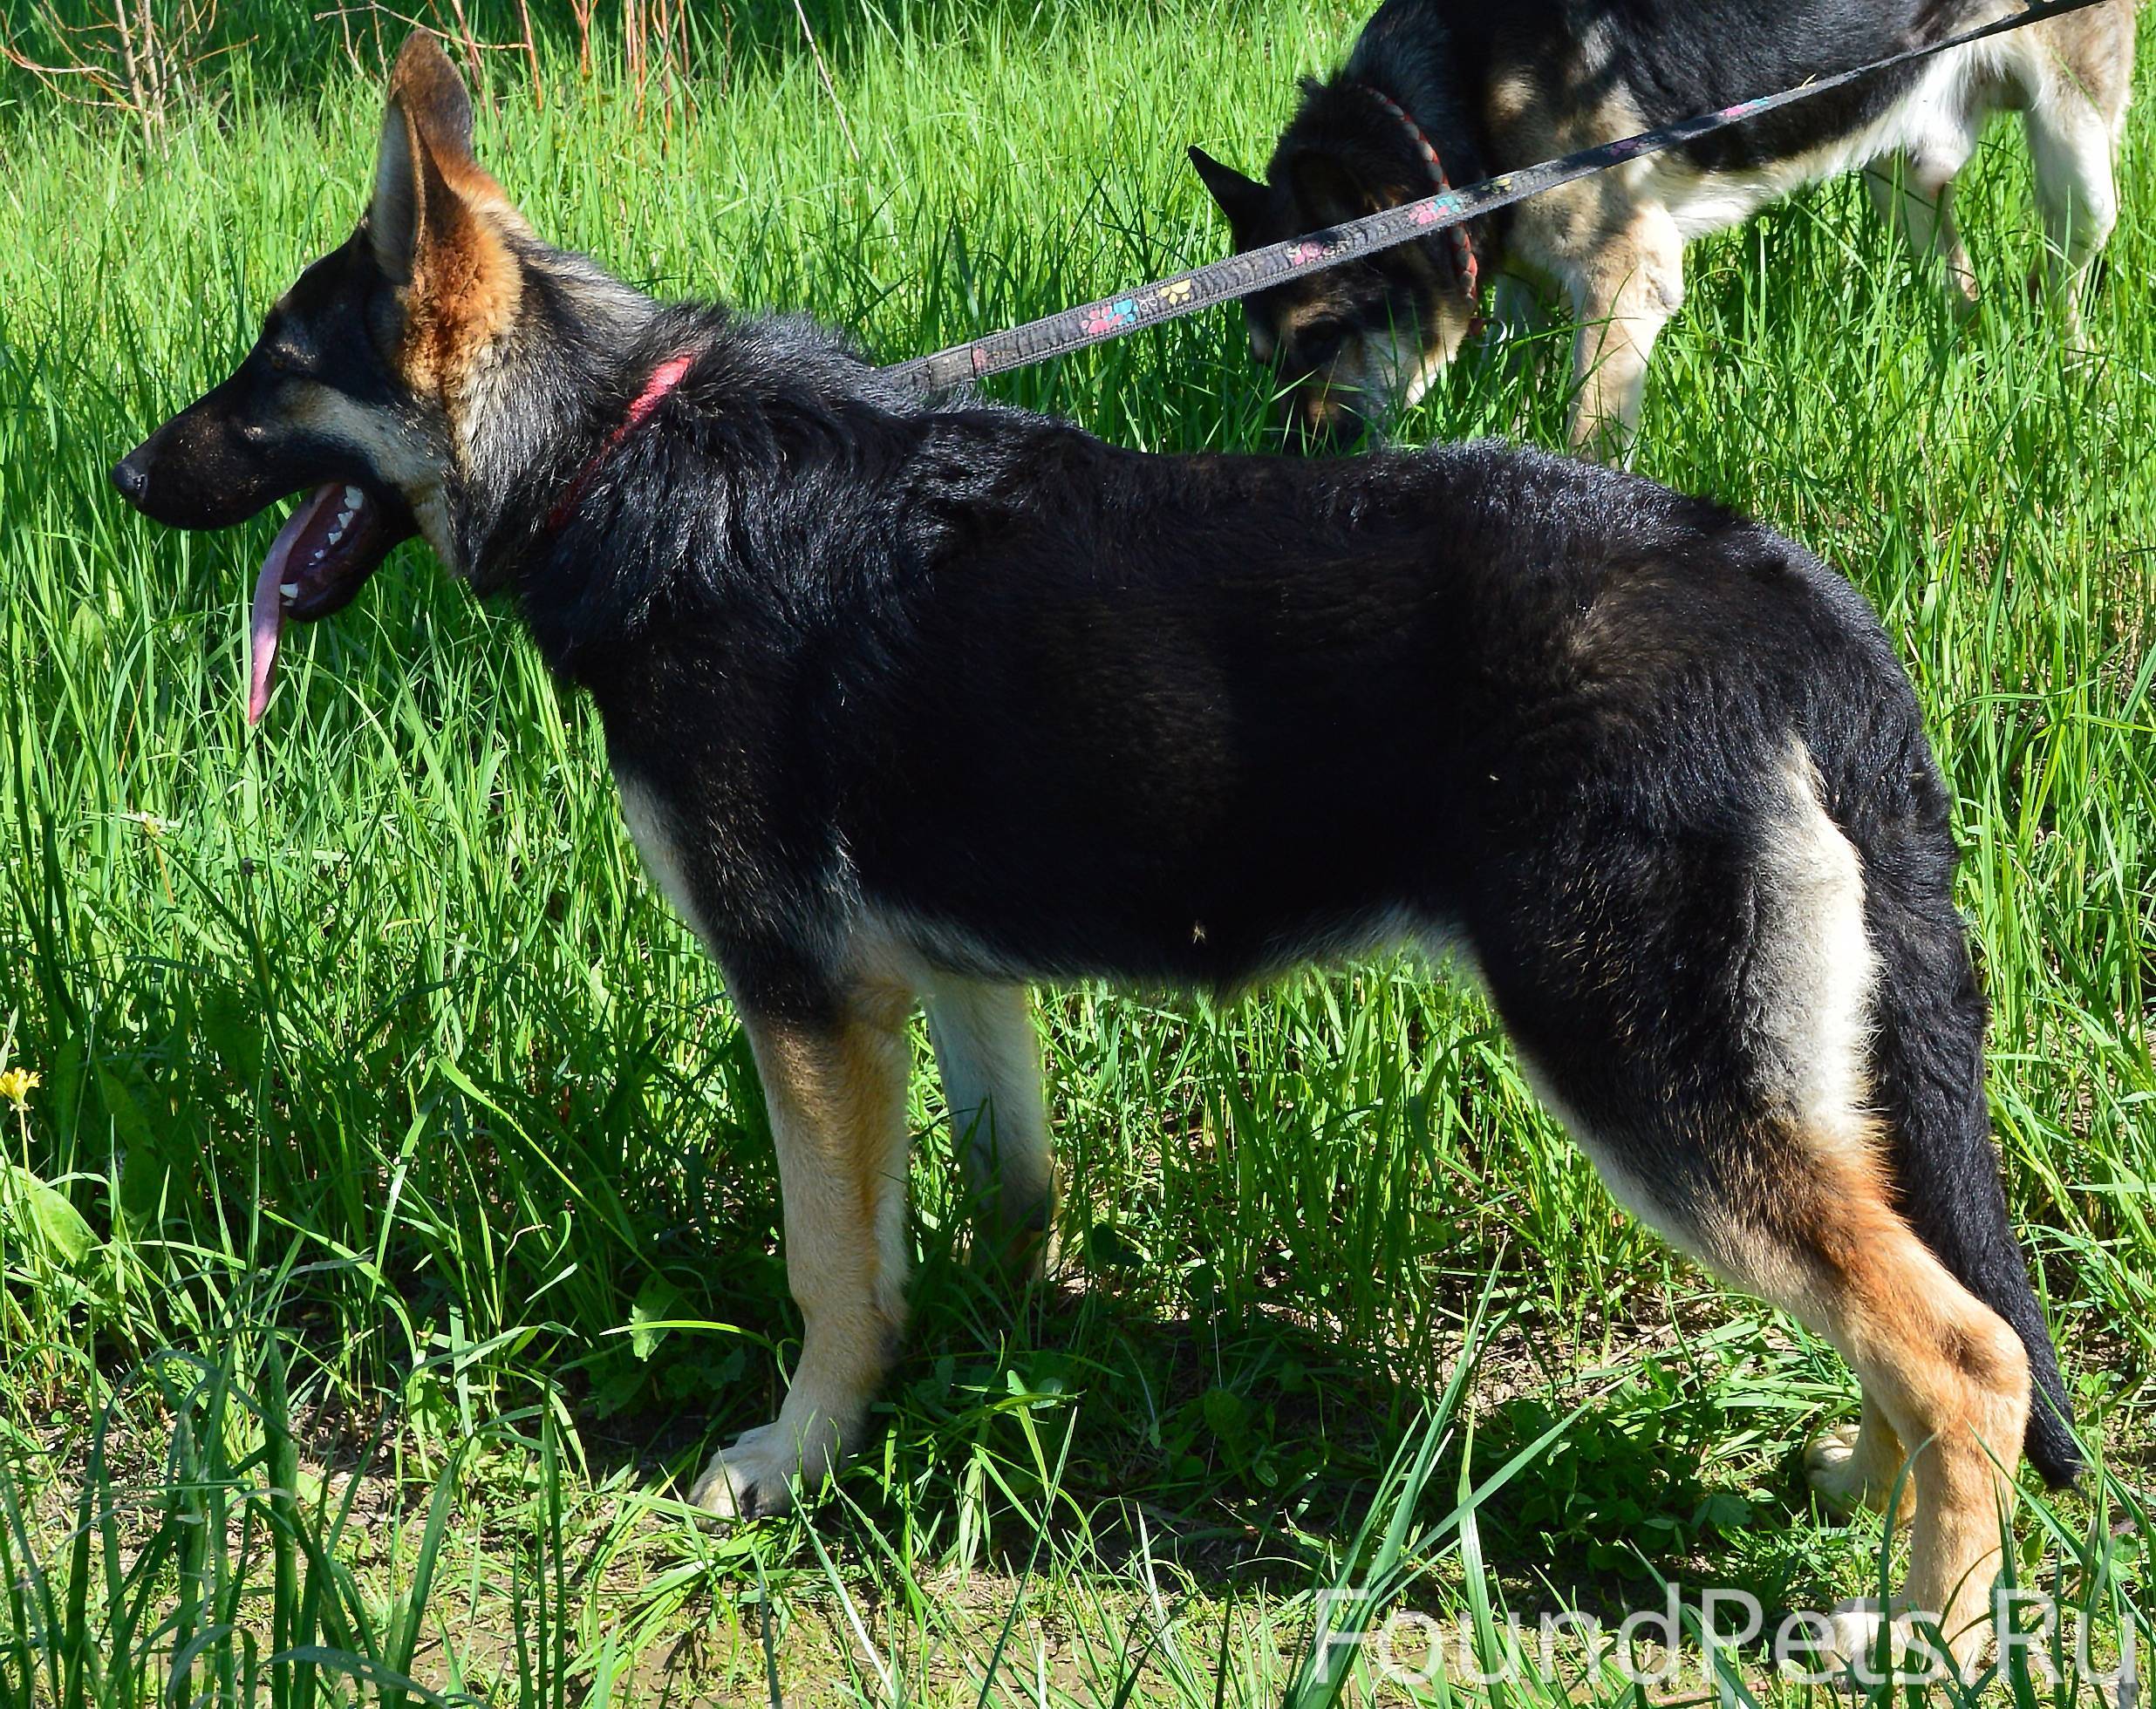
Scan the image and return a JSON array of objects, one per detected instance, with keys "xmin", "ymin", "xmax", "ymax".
[
  {"xmin": 1805, "ymin": 1423, "xmax": 1912, "ymax": 1521},
  {"xmin": 1805, "ymin": 1423, "xmax": 1872, "ymax": 1513},
  {"xmin": 686, "ymin": 1414, "xmax": 844, "ymax": 1520}
]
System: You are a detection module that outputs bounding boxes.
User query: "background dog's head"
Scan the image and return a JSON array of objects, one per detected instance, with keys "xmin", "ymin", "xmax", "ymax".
[
  {"xmin": 1190, "ymin": 81, "xmax": 1483, "ymax": 445},
  {"xmin": 113, "ymin": 34, "xmax": 534, "ymax": 719}
]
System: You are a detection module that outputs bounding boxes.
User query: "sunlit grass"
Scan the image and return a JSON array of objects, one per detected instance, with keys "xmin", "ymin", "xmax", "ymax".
[{"xmin": 0, "ymin": 1, "xmax": 2151, "ymax": 1699}]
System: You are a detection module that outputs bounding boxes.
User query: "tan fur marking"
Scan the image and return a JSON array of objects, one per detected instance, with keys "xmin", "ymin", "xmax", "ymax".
[
  {"xmin": 1750, "ymin": 1152, "xmax": 2030, "ymax": 1676},
  {"xmin": 748, "ymin": 991, "xmax": 915, "ymax": 1346},
  {"xmin": 373, "ymin": 41, "xmax": 526, "ymax": 400},
  {"xmin": 1483, "ymin": 70, "xmax": 1539, "ymax": 133},
  {"xmin": 396, "ymin": 179, "xmax": 523, "ymax": 398},
  {"xmin": 686, "ymin": 985, "xmax": 914, "ymax": 1513}
]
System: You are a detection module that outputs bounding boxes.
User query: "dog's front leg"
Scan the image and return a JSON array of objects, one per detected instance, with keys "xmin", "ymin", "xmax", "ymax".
[
  {"xmin": 690, "ymin": 984, "xmax": 914, "ymax": 1518},
  {"xmin": 1562, "ymin": 208, "xmax": 1684, "ymax": 460},
  {"xmin": 924, "ymin": 977, "xmax": 1056, "ymax": 1277}
]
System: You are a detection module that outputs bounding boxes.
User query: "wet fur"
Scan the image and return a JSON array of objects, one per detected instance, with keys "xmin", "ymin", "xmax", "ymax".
[
  {"xmin": 115, "ymin": 36, "xmax": 2082, "ymax": 1672},
  {"xmin": 1192, "ymin": 0, "xmax": 2137, "ymax": 450}
]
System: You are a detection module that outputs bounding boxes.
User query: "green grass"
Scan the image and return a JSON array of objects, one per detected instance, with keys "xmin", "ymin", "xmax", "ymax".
[{"xmin": 1, "ymin": 0, "xmax": 2152, "ymax": 1700}]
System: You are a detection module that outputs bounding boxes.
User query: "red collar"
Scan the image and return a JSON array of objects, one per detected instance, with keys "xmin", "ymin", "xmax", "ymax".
[
  {"xmin": 546, "ymin": 351, "xmax": 699, "ymax": 534},
  {"xmin": 1353, "ymin": 82, "xmax": 1482, "ymax": 315}
]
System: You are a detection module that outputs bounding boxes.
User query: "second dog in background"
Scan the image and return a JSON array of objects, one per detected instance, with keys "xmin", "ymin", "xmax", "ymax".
[{"xmin": 1191, "ymin": 0, "xmax": 2136, "ymax": 453}]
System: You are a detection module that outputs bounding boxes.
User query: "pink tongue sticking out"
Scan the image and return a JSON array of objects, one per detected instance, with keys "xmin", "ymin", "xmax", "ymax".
[{"xmin": 248, "ymin": 484, "xmax": 342, "ymax": 725}]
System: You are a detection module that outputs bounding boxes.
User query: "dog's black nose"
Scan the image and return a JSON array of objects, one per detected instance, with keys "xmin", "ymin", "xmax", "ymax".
[{"xmin": 112, "ymin": 455, "xmax": 149, "ymax": 504}]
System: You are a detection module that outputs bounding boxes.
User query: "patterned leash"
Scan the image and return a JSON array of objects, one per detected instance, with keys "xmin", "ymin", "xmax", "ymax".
[{"xmin": 881, "ymin": 0, "xmax": 2105, "ymax": 395}]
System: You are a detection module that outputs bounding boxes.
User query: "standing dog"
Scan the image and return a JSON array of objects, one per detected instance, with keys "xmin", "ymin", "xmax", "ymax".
[
  {"xmin": 1191, "ymin": 0, "xmax": 2137, "ymax": 451},
  {"xmin": 115, "ymin": 36, "xmax": 2080, "ymax": 1672}
]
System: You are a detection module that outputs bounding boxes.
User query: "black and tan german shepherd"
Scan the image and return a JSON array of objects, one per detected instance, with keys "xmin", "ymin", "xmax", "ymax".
[
  {"xmin": 1190, "ymin": 0, "xmax": 2137, "ymax": 452},
  {"xmin": 115, "ymin": 35, "xmax": 2080, "ymax": 1671}
]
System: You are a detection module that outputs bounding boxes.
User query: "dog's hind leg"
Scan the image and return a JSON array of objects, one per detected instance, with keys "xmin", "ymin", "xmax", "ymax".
[
  {"xmin": 2020, "ymin": 10, "xmax": 2132, "ymax": 337},
  {"xmin": 1760, "ymin": 1163, "xmax": 2031, "ymax": 1677},
  {"xmin": 924, "ymin": 977, "xmax": 1056, "ymax": 1277},
  {"xmin": 2024, "ymin": 99, "xmax": 2121, "ymax": 337},
  {"xmin": 1496, "ymin": 744, "xmax": 2050, "ymax": 1677},
  {"xmin": 691, "ymin": 982, "xmax": 915, "ymax": 1518},
  {"xmin": 1531, "ymin": 1099, "xmax": 2030, "ymax": 1680}
]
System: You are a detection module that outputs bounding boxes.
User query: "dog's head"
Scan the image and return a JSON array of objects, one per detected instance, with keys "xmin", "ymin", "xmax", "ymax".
[
  {"xmin": 1189, "ymin": 95, "xmax": 1481, "ymax": 445},
  {"xmin": 113, "ymin": 34, "xmax": 531, "ymax": 720}
]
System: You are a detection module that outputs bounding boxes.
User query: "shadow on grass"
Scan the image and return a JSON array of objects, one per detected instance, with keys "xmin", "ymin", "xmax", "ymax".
[{"xmin": 568, "ymin": 1243, "xmax": 1825, "ymax": 1618}]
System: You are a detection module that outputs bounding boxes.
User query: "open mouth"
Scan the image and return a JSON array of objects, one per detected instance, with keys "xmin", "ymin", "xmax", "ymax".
[{"xmin": 247, "ymin": 481, "xmax": 413, "ymax": 724}]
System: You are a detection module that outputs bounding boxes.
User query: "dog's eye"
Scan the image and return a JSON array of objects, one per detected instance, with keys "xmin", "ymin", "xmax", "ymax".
[{"xmin": 265, "ymin": 344, "xmax": 307, "ymax": 376}]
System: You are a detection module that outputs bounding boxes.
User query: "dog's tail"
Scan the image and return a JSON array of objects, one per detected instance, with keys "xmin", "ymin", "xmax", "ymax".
[{"xmin": 1862, "ymin": 855, "xmax": 2083, "ymax": 1488}]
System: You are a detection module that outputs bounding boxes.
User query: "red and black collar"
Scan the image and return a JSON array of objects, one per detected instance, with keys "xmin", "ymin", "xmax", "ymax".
[
  {"xmin": 1352, "ymin": 81, "xmax": 1482, "ymax": 314},
  {"xmin": 545, "ymin": 351, "xmax": 699, "ymax": 534}
]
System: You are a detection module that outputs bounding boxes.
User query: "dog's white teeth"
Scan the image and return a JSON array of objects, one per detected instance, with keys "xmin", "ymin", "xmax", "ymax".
[
  {"xmin": 279, "ymin": 582, "xmax": 299, "ymax": 600},
  {"xmin": 327, "ymin": 525, "xmax": 346, "ymax": 545},
  {"xmin": 343, "ymin": 486, "xmax": 365, "ymax": 511}
]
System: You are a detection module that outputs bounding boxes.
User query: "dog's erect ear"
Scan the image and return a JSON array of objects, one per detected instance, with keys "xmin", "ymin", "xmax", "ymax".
[
  {"xmin": 372, "ymin": 94, "xmax": 449, "ymax": 286},
  {"xmin": 369, "ymin": 33, "xmax": 524, "ymax": 379},
  {"xmin": 372, "ymin": 34, "xmax": 496, "ymax": 286},
  {"xmin": 1286, "ymin": 151, "xmax": 1381, "ymax": 228},
  {"xmin": 391, "ymin": 31, "xmax": 474, "ymax": 160},
  {"xmin": 1189, "ymin": 146, "xmax": 1271, "ymax": 244}
]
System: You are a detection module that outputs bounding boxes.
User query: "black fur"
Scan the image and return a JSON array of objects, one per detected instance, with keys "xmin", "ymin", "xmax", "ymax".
[{"xmin": 1351, "ymin": 0, "xmax": 1958, "ymax": 175}]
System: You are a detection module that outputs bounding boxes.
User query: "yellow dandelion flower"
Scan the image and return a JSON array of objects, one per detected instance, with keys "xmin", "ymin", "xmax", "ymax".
[{"xmin": 0, "ymin": 1068, "xmax": 39, "ymax": 1113}]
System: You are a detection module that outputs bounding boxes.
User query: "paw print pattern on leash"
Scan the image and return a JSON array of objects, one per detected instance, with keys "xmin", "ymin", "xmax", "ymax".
[{"xmin": 1081, "ymin": 299, "xmax": 1138, "ymax": 337}]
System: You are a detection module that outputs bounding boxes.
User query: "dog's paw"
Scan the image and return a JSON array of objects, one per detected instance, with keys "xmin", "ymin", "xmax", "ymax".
[
  {"xmin": 1805, "ymin": 1422, "xmax": 1911, "ymax": 1520},
  {"xmin": 1804, "ymin": 1422, "xmax": 1873, "ymax": 1514},
  {"xmin": 971, "ymin": 1196, "xmax": 1057, "ymax": 1286},
  {"xmin": 1811, "ymin": 1599, "xmax": 1967, "ymax": 1688},
  {"xmin": 1824, "ymin": 1597, "xmax": 1889, "ymax": 1671},
  {"xmin": 1809, "ymin": 1597, "xmax": 1897, "ymax": 1691},
  {"xmin": 686, "ymin": 1415, "xmax": 844, "ymax": 1521}
]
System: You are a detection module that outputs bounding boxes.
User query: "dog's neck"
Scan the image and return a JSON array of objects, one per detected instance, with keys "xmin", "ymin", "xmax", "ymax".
[
  {"xmin": 1341, "ymin": 3, "xmax": 1486, "ymax": 190},
  {"xmin": 452, "ymin": 249, "xmax": 667, "ymax": 589},
  {"xmin": 453, "ymin": 261, "xmax": 912, "ymax": 675}
]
